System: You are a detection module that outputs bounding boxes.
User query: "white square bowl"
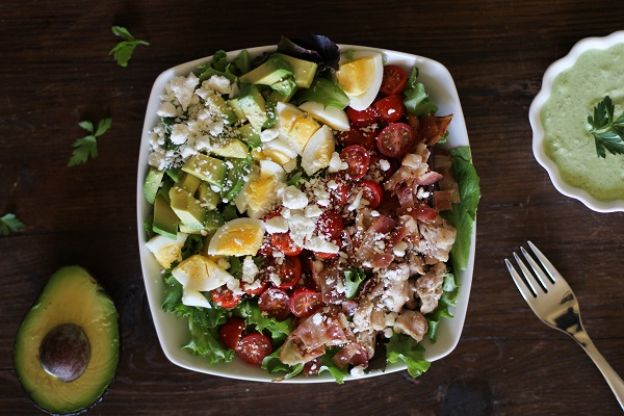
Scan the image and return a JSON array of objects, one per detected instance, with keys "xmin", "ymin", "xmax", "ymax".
[{"xmin": 136, "ymin": 45, "xmax": 476, "ymax": 383}]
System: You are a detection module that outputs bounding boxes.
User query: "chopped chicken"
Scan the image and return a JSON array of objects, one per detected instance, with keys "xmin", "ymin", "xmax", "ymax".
[
  {"xmin": 415, "ymin": 262, "xmax": 446, "ymax": 313},
  {"xmin": 393, "ymin": 310, "xmax": 429, "ymax": 342},
  {"xmin": 414, "ymin": 219, "xmax": 457, "ymax": 262}
]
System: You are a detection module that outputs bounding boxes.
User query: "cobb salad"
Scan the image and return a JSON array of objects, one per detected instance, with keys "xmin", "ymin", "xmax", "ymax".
[{"xmin": 142, "ymin": 35, "xmax": 480, "ymax": 382}]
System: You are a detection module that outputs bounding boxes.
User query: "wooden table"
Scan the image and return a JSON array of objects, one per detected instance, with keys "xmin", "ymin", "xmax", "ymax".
[{"xmin": 2, "ymin": 1, "xmax": 624, "ymax": 414}]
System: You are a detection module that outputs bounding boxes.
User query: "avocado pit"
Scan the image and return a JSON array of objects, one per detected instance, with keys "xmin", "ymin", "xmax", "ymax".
[{"xmin": 39, "ymin": 323, "xmax": 91, "ymax": 382}]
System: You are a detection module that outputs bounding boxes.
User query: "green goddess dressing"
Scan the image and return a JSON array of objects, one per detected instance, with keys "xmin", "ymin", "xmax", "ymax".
[{"xmin": 541, "ymin": 43, "xmax": 624, "ymax": 200}]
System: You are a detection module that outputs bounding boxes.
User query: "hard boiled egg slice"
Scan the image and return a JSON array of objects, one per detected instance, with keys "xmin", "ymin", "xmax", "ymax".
[
  {"xmin": 275, "ymin": 101, "xmax": 319, "ymax": 154},
  {"xmin": 299, "ymin": 101, "xmax": 350, "ymax": 131},
  {"xmin": 276, "ymin": 102, "xmax": 303, "ymax": 136},
  {"xmin": 146, "ymin": 233, "xmax": 187, "ymax": 269},
  {"xmin": 172, "ymin": 254, "xmax": 234, "ymax": 308},
  {"xmin": 336, "ymin": 52, "xmax": 383, "ymax": 111},
  {"xmin": 208, "ymin": 218, "xmax": 265, "ymax": 256},
  {"xmin": 301, "ymin": 125, "xmax": 335, "ymax": 175},
  {"xmin": 234, "ymin": 161, "xmax": 285, "ymax": 218}
]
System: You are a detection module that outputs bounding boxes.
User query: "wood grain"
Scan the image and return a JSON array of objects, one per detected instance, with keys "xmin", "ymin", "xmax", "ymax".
[{"xmin": 2, "ymin": 0, "xmax": 624, "ymax": 415}]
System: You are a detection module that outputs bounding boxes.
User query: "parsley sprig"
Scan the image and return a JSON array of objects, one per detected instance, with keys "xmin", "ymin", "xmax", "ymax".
[
  {"xmin": 68, "ymin": 118, "xmax": 111, "ymax": 167},
  {"xmin": 586, "ymin": 96, "xmax": 624, "ymax": 158},
  {"xmin": 0, "ymin": 213, "xmax": 25, "ymax": 236},
  {"xmin": 110, "ymin": 26, "xmax": 150, "ymax": 67}
]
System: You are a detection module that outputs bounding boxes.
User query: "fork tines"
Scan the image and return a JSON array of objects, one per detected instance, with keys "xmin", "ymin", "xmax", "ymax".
[{"xmin": 505, "ymin": 241, "xmax": 560, "ymax": 299}]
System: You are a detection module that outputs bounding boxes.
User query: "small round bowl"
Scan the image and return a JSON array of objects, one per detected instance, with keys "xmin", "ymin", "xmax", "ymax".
[{"xmin": 529, "ymin": 30, "xmax": 624, "ymax": 213}]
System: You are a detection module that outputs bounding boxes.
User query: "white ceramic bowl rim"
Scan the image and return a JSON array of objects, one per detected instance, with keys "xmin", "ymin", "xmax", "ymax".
[
  {"xmin": 529, "ymin": 30, "xmax": 624, "ymax": 213},
  {"xmin": 136, "ymin": 44, "xmax": 476, "ymax": 383}
]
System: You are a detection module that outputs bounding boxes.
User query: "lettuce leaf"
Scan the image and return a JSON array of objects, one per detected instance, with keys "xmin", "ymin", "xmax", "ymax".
[
  {"xmin": 183, "ymin": 307, "xmax": 233, "ymax": 364},
  {"xmin": 343, "ymin": 268, "xmax": 366, "ymax": 299},
  {"xmin": 161, "ymin": 272, "xmax": 233, "ymax": 363},
  {"xmin": 295, "ymin": 78, "xmax": 349, "ymax": 109},
  {"xmin": 319, "ymin": 350, "xmax": 348, "ymax": 384},
  {"xmin": 403, "ymin": 66, "xmax": 438, "ymax": 116},
  {"xmin": 426, "ymin": 273, "xmax": 459, "ymax": 341},
  {"xmin": 236, "ymin": 301, "xmax": 294, "ymax": 344},
  {"xmin": 261, "ymin": 348, "xmax": 304, "ymax": 379},
  {"xmin": 386, "ymin": 334, "xmax": 431, "ymax": 378},
  {"xmin": 443, "ymin": 146, "xmax": 481, "ymax": 272}
]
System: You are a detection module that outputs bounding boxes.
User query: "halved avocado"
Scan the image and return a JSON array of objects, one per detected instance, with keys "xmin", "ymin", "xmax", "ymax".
[{"xmin": 14, "ymin": 266, "xmax": 119, "ymax": 415}]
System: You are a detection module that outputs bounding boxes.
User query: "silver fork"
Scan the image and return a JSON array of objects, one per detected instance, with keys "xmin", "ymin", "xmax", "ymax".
[{"xmin": 505, "ymin": 241, "xmax": 624, "ymax": 411}]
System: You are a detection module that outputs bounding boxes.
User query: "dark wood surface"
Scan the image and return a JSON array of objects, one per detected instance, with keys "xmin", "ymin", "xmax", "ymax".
[{"xmin": 2, "ymin": 1, "xmax": 624, "ymax": 415}]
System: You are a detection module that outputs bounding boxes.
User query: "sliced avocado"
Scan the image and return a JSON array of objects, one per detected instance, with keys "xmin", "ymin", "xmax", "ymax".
[
  {"xmin": 153, "ymin": 193, "xmax": 179, "ymax": 239},
  {"xmin": 237, "ymin": 124, "xmax": 261, "ymax": 148},
  {"xmin": 221, "ymin": 157, "xmax": 252, "ymax": 202},
  {"xmin": 198, "ymin": 182, "xmax": 220, "ymax": 210},
  {"xmin": 239, "ymin": 54, "xmax": 293, "ymax": 85},
  {"xmin": 228, "ymin": 98, "xmax": 247, "ymax": 122},
  {"xmin": 181, "ymin": 154, "xmax": 226, "ymax": 187},
  {"xmin": 14, "ymin": 266, "xmax": 119, "ymax": 415},
  {"xmin": 165, "ymin": 168, "xmax": 183, "ymax": 183},
  {"xmin": 179, "ymin": 173, "xmax": 201, "ymax": 194},
  {"xmin": 211, "ymin": 139, "xmax": 249, "ymax": 159},
  {"xmin": 237, "ymin": 84, "xmax": 268, "ymax": 131},
  {"xmin": 169, "ymin": 186, "xmax": 206, "ymax": 230},
  {"xmin": 210, "ymin": 94, "xmax": 238, "ymax": 125},
  {"xmin": 204, "ymin": 210, "xmax": 225, "ymax": 232},
  {"xmin": 179, "ymin": 224, "xmax": 202, "ymax": 235},
  {"xmin": 275, "ymin": 54, "xmax": 318, "ymax": 88},
  {"xmin": 143, "ymin": 167, "xmax": 164, "ymax": 204},
  {"xmin": 270, "ymin": 77, "xmax": 297, "ymax": 100}
]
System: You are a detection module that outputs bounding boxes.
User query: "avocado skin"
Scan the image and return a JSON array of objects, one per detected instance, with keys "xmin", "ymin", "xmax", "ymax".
[{"xmin": 14, "ymin": 266, "xmax": 120, "ymax": 415}]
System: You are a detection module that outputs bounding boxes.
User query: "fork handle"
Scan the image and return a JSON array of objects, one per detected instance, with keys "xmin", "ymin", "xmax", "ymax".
[{"xmin": 574, "ymin": 332, "xmax": 624, "ymax": 411}]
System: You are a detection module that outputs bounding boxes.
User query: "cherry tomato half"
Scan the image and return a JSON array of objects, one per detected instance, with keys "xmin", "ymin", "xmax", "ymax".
[
  {"xmin": 316, "ymin": 210, "xmax": 344, "ymax": 242},
  {"xmin": 290, "ymin": 288, "xmax": 323, "ymax": 318},
  {"xmin": 374, "ymin": 95, "xmax": 405, "ymax": 123},
  {"xmin": 235, "ymin": 332, "xmax": 273, "ymax": 366},
  {"xmin": 219, "ymin": 318, "xmax": 246, "ymax": 350},
  {"xmin": 211, "ymin": 287, "xmax": 241, "ymax": 309},
  {"xmin": 275, "ymin": 256, "xmax": 302, "ymax": 289},
  {"xmin": 380, "ymin": 65, "xmax": 409, "ymax": 96},
  {"xmin": 315, "ymin": 251, "xmax": 338, "ymax": 260},
  {"xmin": 259, "ymin": 287, "xmax": 291, "ymax": 320},
  {"xmin": 340, "ymin": 145, "xmax": 371, "ymax": 180},
  {"xmin": 376, "ymin": 122, "xmax": 415, "ymax": 158},
  {"xmin": 360, "ymin": 180, "xmax": 383, "ymax": 209},
  {"xmin": 240, "ymin": 278, "xmax": 268, "ymax": 296},
  {"xmin": 328, "ymin": 176, "xmax": 350, "ymax": 207},
  {"xmin": 338, "ymin": 129, "xmax": 374, "ymax": 150},
  {"xmin": 271, "ymin": 232, "xmax": 303, "ymax": 256},
  {"xmin": 346, "ymin": 106, "xmax": 378, "ymax": 127}
]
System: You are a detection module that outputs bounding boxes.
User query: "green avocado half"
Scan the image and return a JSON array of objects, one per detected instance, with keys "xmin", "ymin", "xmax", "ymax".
[{"xmin": 14, "ymin": 266, "xmax": 119, "ymax": 415}]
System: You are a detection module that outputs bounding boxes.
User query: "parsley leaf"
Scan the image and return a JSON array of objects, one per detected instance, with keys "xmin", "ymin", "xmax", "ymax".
[
  {"xmin": 110, "ymin": 26, "xmax": 150, "ymax": 68},
  {"xmin": 403, "ymin": 66, "xmax": 438, "ymax": 116},
  {"xmin": 0, "ymin": 213, "xmax": 25, "ymax": 236},
  {"xmin": 386, "ymin": 334, "xmax": 431, "ymax": 378},
  {"xmin": 587, "ymin": 96, "xmax": 624, "ymax": 158},
  {"xmin": 68, "ymin": 118, "xmax": 112, "ymax": 167}
]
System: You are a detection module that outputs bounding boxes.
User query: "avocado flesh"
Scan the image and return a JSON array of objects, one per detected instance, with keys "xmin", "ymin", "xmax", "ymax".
[
  {"xmin": 143, "ymin": 167, "xmax": 164, "ymax": 204},
  {"xmin": 197, "ymin": 182, "xmax": 220, "ymax": 210},
  {"xmin": 181, "ymin": 154, "xmax": 226, "ymax": 187},
  {"xmin": 179, "ymin": 173, "xmax": 201, "ymax": 194},
  {"xmin": 14, "ymin": 266, "xmax": 119, "ymax": 415},
  {"xmin": 211, "ymin": 139, "xmax": 249, "ymax": 159},
  {"xmin": 169, "ymin": 186, "xmax": 206, "ymax": 230},
  {"xmin": 153, "ymin": 193, "xmax": 179, "ymax": 239},
  {"xmin": 237, "ymin": 84, "xmax": 268, "ymax": 131},
  {"xmin": 239, "ymin": 55, "xmax": 293, "ymax": 85},
  {"xmin": 275, "ymin": 54, "xmax": 318, "ymax": 88}
]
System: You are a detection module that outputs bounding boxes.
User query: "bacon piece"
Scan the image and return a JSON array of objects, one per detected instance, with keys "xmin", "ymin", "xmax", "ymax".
[
  {"xmin": 332, "ymin": 342, "xmax": 369, "ymax": 369},
  {"xmin": 419, "ymin": 114, "xmax": 453, "ymax": 145},
  {"xmin": 280, "ymin": 314, "xmax": 347, "ymax": 365},
  {"xmin": 416, "ymin": 171, "xmax": 443, "ymax": 186}
]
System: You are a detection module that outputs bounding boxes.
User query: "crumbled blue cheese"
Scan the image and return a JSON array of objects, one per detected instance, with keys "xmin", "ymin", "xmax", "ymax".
[
  {"xmin": 379, "ymin": 159, "xmax": 390, "ymax": 171},
  {"xmin": 264, "ymin": 215, "xmax": 289, "ymax": 234},
  {"xmin": 241, "ymin": 256, "xmax": 259, "ymax": 283},
  {"xmin": 304, "ymin": 236, "xmax": 339, "ymax": 254},
  {"xmin": 282, "ymin": 185, "xmax": 309, "ymax": 209},
  {"xmin": 327, "ymin": 152, "xmax": 347, "ymax": 173}
]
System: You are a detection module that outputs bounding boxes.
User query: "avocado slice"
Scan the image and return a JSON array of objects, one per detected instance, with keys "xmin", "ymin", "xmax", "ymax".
[
  {"xmin": 179, "ymin": 173, "xmax": 201, "ymax": 194},
  {"xmin": 270, "ymin": 77, "xmax": 298, "ymax": 100},
  {"xmin": 14, "ymin": 266, "xmax": 119, "ymax": 415},
  {"xmin": 228, "ymin": 98, "xmax": 247, "ymax": 122},
  {"xmin": 239, "ymin": 54, "xmax": 293, "ymax": 85},
  {"xmin": 237, "ymin": 84, "xmax": 268, "ymax": 131},
  {"xmin": 275, "ymin": 53, "xmax": 318, "ymax": 88},
  {"xmin": 237, "ymin": 124, "xmax": 261, "ymax": 148},
  {"xmin": 211, "ymin": 139, "xmax": 249, "ymax": 159},
  {"xmin": 181, "ymin": 154, "xmax": 226, "ymax": 187},
  {"xmin": 197, "ymin": 182, "xmax": 220, "ymax": 210},
  {"xmin": 169, "ymin": 186, "xmax": 206, "ymax": 230},
  {"xmin": 210, "ymin": 94, "xmax": 238, "ymax": 125},
  {"xmin": 153, "ymin": 193, "xmax": 179, "ymax": 239},
  {"xmin": 143, "ymin": 167, "xmax": 164, "ymax": 204}
]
